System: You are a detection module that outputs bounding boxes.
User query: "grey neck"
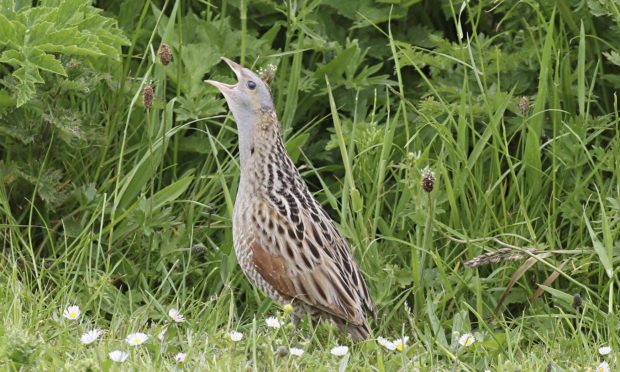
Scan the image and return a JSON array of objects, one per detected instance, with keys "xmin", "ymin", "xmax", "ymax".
[
  {"xmin": 231, "ymin": 111, "xmax": 258, "ymax": 170},
  {"xmin": 235, "ymin": 107, "xmax": 278, "ymax": 170}
]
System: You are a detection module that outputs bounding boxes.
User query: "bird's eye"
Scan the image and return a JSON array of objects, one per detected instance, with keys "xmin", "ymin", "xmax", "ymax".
[{"xmin": 247, "ymin": 81, "xmax": 257, "ymax": 90}]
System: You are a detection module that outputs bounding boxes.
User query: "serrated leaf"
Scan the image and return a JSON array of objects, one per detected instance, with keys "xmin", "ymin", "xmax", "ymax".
[
  {"xmin": 0, "ymin": 13, "xmax": 19, "ymax": 45},
  {"xmin": 56, "ymin": 0, "xmax": 88, "ymax": 25},
  {"xmin": 0, "ymin": 0, "xmax": 127, "ymax": 105},
  {"xmin": 603, "ymin": 51, "xmax": 620, "ymax": 67},
  {"xmin": 13, "ymin": 63, "xmax": 43, "ymax": 106},
  {"xmin": 25, "ymin": 47, "xmax": 66, "ymax": 76},
  {"xmin": 0, "ymin": 49, "xmax": 25, "ymax": 66}
]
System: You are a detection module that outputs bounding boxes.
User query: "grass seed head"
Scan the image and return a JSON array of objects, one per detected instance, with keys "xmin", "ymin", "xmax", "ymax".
[
  {"xmin": 159, "ymin": 42, "xmax": 172, "ymax": 65},
  {"xmin": 519, "ymin": 96, "xmax": 530, "ymax": 113},
  {"xmin": 143, "ymin": 84, "xmax": 154, "ymax": 109},
  {"xmin": 421, "ymin": 166, "xmax": 436, "ymax": 193}
]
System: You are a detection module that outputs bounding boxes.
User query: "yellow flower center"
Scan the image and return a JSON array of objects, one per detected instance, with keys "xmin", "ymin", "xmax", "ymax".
[
  {"xmin": 396, "ymin": 344, "xmax": 404, "ymax": 352},
  {"xmin": 70, "ymin": 312, "xmax": 77, "ymax": 318},
  {"xmin": 133, "ymin": 337, "xmax": 141, "ymax": 344}
]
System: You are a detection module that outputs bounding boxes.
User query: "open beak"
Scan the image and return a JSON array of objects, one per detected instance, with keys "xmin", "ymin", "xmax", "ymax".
[{"xmin": 205, "ymin": 57, "xmax": 243, "ymax": 92}]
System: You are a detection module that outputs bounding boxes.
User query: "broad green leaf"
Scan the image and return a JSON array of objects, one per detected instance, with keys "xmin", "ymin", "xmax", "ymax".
[
  {"xmin": 150, "ymin": 176, "xmax": 194, "ymax": 210},
  {"xmin": 0, "ymin": 13, "xmax": 20, "ymax": 45},
  {"xmin": 25, "ymin": 47, "xmax": 66, "ymax": 76},
  {"xmin": 13, "ymin": 64, "xmax": 43, "ymax": 106},
  {"xmin": 56, "ymin": 0, "xmax": 87, "ymax": 25},
  {"xmin": 0, "ymin": 0, "xmax": 127, "ymax": 105},
  {"xmin": 350, "ymin": 188, "xmax": 363, "ymax": 213},
  {"xmin": 285, "ymin": 132, "xmax": 309, "ymax": 162},
  {"xmin": 0, "ymin": 49, "xmax": 25, "ymax": 65},
  {"xmin": 584, "ymin": 209, "xmax": 613, "ymax": 278},
  {"xmin": 537, "ymin": 285, "xmax": 574, "ymax": 304}
]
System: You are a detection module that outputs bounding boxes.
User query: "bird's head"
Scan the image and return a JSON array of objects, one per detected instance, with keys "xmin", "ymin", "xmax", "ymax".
[{"xmin": 206, "ymin": 57, "xmax": 274, "ymax": 126}]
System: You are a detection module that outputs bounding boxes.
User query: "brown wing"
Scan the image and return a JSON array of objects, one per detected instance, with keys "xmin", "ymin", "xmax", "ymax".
[{"xmin": 250, "ymin": 198, "xmax": 375, "ymax": 326}]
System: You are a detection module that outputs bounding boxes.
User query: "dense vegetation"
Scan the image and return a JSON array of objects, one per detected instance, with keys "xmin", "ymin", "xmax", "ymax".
[{"xmin": 1, "ymin": 0, "xmax": 618, "ymax": 370}]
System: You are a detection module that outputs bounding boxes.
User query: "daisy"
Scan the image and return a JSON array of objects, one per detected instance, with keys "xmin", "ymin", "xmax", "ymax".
[
  {"xmin": 377, "ymin": 337, "xmax": 396, "ymax": 351},
  {"xmin": 229, "ymin": 331, "xmax": 243, "ymax": 342},
  {"xmin": 598, "ymin": 346, "xmax": 612, "ymax": 356},
  {"xmin": 393, "ymin": 336, "xmax": 410, "ymax": 352},
  {"xmin": 458, "ymin": 333, "xmax": 476, "ymax": 347},
  {"xmin": 597, "ymin": 361, "xmax": 610, "ymax": 372},
  {"xmin": 63, "ymin": 305, "xmax": 81, "ymax": 321},
  {"xmin": 265, "ymin": 316, "xmax": 282, "ymax": 329},
  {"xmin": 168, "ymin": 308, "xmax": 185, "ymax": 323},
  {"xmin": 289, "ymin": 347, "xmax": 304, "ymax": 356},
  {"xmin": 330, "ymin": 345, "xmax": 349, "ymax": 356},
  {"xmin": 175, "ymin": 352, "xmax": 187, "ymax": 362},
  {"xmin": 126, "ymin": 332, "xmax": 148, "ymax": 346},
  {"xmin": 109, "ymin": 350, "xmax": 129, "ymax": 362},
  {"xmin": 80, "ymin": 329, "xmax": 102, "ymax": 345}
]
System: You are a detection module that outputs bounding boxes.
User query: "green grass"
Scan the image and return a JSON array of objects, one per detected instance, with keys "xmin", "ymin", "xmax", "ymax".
[{"xmin": 1, "ymin": 0, "xmax": 619, "ymax": 370}]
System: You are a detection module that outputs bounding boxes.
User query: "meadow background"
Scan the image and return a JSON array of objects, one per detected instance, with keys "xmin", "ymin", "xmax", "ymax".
[{"xmin": 1, "ymin": 0, "xmax": 619, "ymax": 370}]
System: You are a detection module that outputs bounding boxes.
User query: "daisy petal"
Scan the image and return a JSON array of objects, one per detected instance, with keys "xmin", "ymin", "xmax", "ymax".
[
  {"xmin": 63, "ymin": 305, "xmax": 81, "ymax": 321},
  {"xmin": 458, "ymin": 333, "xmax": 476, "ymax": 347},
  {"xmin": 229, "ymin": 331, "xmax": 243, "ymax": 342},
  {"xmin": 598, "ymin": 346, "xmax": 612, "ymax": 356},
  {"xmin": 168, "ymin": 308, "xmax": 185, "ymax": 323},
  {"xmin": 265, "ymin": 316, "xmax": 282, "ymax": 329},
  {"xmin": 377, "ymin": 337, "xmax": 396, "ymax": 351},
  {"xmin": 330, "ymin": 345, "xmax": 349, "ymax": 356},
  {"xmin": 109, "ymin": 350, "xmax": 129, "ymax": 362},
  {"xmin": 80, "ymin": 329, "xmax": 102, "ymax": 345},
  {"xmin": 126, "ymin": 332, "xmax": 148, "ymax": 346},
  {"xmin": 597, "ymin": 361, "xmax": 610, "ymax": 372}
]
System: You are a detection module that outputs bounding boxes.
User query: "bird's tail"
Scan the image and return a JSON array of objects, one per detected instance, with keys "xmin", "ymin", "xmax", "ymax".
[{"xmin": 340, "ymin": 320, "xmax": 372, "ymax": 341}]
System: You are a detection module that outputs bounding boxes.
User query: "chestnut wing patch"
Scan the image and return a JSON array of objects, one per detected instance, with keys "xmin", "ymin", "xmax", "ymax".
[
  {"xmin": 250, "ymin": 240, "xmax": 296, "ymax": 297},
  {"xmin": 249, "ymin": 214, "xmax": 367, "ymax": 327}
]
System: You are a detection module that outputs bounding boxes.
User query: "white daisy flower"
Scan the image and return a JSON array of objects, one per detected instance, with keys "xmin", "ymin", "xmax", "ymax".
[
  {"xmin": 265, "ymin": 316, "xmax": 282, "ymax": 329},
  {"xmin": 80, "ymin": 329, "xmax": 102, "ymax": 345},
  {"xmin": 126, "ymin": 332, "xmax": 148, "ymax": 346},
  {"xmin": 598, "ymin": 346, "xmax": 612, "ymax": 356},
  {"xmin": 175, "ymin": 352, "xmax": 186, "ymax": 362},
  {"xmin": 597, "ymin": 361, "xmax": 610, "ymax": 372},
  {"xmin": 458, "ymin": 333, "xmax": 476, "ymax": 347},
  {"xmin": 393, "ymin": 336, "xmax": 410, "ymax": 352},
  {"xmin": 330, "ymin": 345, "xmax": 349, "ymax": 356},
  {"xmin": 377, "ymin": 337, "xmax": 396, "ymax": 351},
  {"xmin": 168, "ymin": 308, "xmax": 185, "ymax": 323},
  {"xmin": 108, "ymin": 350, "xmax": 129, "ymax": 362},
  {"xmin": 289, "ymin": 347, "xmax": 304, "ymax": 356},
  {"xmin": 63, "ymin": 305, "xmax": 81, "ymax": 321},
  {"xmin": 229, "ymin": 331, "xmax": 243, "ymax": 342}
]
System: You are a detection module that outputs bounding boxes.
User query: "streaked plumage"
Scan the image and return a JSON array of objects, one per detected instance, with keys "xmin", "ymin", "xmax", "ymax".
[{"xmin": 206, "ymin": 58, "xmax": 376, "ymax": 340}]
